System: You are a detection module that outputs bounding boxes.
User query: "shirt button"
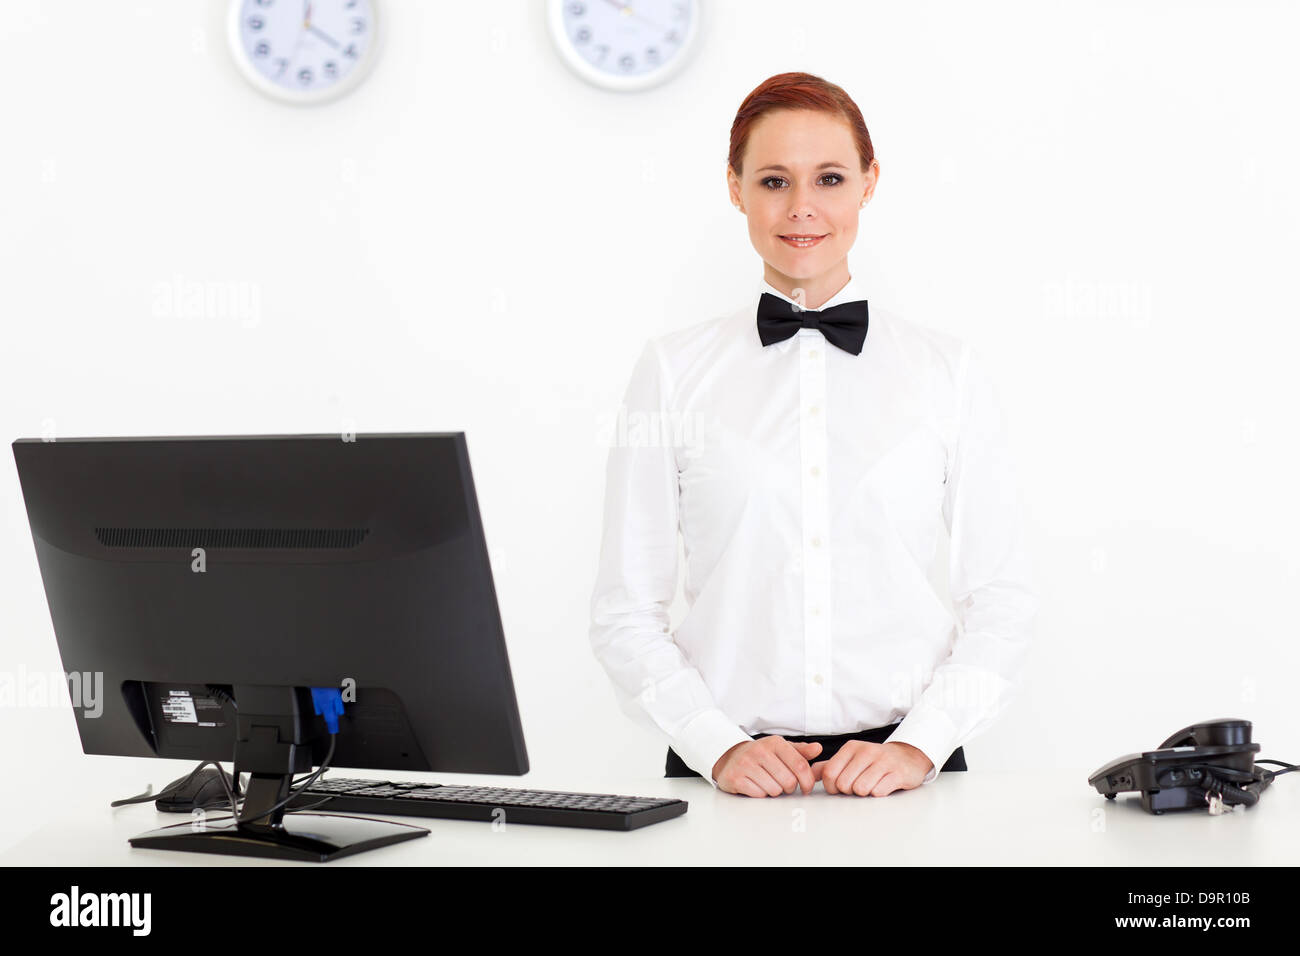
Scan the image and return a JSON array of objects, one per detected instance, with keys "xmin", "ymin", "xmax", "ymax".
[
  {"xmin": 812, "ymin": 674, "xmax": 824, "ymax": 685},
  {"xmin": 811, "ymin": 606, "xmax": 821, "ymax": 616},
  {"xmin": 808, "ymin": 349, "xmax": 819, "ymax": 359},
  {"xmin": 808, "ymin": 405, "xmax": 820, "ymax": 416},
  {"xmin": 809, "ymin": 465, "xmax": 820, "ymax": 477},
  {"xmin": 810, "ymin": 536, "xmax": 821, "ymax": 548}
]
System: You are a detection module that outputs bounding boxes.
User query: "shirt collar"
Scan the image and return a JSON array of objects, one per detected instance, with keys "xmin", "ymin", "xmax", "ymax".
[{"xmin": 756, "ymin": 274, "xmax": 866, "ymax": 354}]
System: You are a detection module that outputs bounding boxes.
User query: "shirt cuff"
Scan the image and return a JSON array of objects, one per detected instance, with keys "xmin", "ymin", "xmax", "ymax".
[
  {"xmin": 671, "ymin": 709, "xmax": 753, "ymax": 789},
  {"xmin": 886, "ymin": 706, "xmax": 959, "ymax": 786}
]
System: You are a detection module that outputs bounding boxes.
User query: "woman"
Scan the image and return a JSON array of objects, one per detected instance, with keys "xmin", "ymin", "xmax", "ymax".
[{"xmin": 589, "ymin": 72, "xmax": 1037, "ymax": 798}]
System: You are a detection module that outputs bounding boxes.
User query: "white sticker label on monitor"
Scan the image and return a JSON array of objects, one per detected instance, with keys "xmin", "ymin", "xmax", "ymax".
[{"xmin": 162, "ymin": 690, "xmax": 198, "ymax": 723}]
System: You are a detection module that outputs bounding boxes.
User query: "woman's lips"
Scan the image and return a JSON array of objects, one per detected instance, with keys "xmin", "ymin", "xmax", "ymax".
[{"xmin": 778, "ymin": 234, "xmax": 827, "ymax": 249}]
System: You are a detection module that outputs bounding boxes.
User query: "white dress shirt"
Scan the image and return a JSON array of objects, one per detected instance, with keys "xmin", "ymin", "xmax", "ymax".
[{"xmin": 589, "ymin": 273, "xmax": 1037, "ymax": 788}]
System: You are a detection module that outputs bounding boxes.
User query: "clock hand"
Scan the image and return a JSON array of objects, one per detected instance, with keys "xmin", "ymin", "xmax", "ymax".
[
  {"xmin": 633, "ymin": 14, "xmax": 670, "ymax": 33},
  {"xmin": 288, "ymin": 0, "xmax": 314, "ymax": 70},
  {"xmin": 308, "ymin": 24, "xmax": 340, "ymax": 48},
  {"xmin": 283, "ymin": 2, "xmax": 307, "ymax": 68}
]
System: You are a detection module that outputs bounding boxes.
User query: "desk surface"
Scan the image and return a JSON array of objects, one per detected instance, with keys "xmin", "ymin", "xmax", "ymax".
[{"xmin": 3, "ymin": 759, "xmax": 1294, "ymax": 865}]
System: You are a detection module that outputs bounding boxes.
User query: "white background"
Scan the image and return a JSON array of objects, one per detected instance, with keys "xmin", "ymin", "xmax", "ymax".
[{"xmin": 2, "ymin": 1, "xmax": 1298, "ymax": 855}]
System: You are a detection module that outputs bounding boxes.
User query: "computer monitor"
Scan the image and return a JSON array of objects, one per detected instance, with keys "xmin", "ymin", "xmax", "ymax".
[{"xmin": 12, "ymin": 432, "xmax": 529, "ymax": 861}]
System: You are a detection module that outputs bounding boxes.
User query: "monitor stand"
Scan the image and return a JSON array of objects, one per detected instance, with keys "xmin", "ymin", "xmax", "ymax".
[
  {"xmin": 127, "ymin": 814, "xmax": 428, "ymax": 862},
  {"xmin": 128, "ymin": 685, "xmax": 429, "ymax": 862}
]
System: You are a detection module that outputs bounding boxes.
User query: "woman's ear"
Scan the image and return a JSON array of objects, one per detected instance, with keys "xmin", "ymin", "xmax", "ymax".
[
  {"xmin": 726, "ymin": 164, "xmax": 744, "ymax": 211},
  {"xmin": 861, "ymin": 159, "xmax": 881, "ymax": 206}
]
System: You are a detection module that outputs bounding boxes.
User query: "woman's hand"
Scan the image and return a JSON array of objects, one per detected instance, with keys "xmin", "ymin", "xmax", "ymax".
[
  {"xmin": 813, "ymin": 741, "xmax": 932, "ymax": 796},
  {"xmin": 712, "ymin": 737, "xmax": 824, "ymax": 797}
]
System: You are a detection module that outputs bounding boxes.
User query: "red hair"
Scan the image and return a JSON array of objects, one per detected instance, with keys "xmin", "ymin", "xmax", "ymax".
[{"xmin": 728, "ymin": 72, "xmax": 875, "ymax": 176}]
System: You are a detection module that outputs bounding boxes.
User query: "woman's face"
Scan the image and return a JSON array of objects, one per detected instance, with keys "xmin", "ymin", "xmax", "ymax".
[{"xmin": 727, "ymin": 109, "xmax": 878, "ymax": 292}]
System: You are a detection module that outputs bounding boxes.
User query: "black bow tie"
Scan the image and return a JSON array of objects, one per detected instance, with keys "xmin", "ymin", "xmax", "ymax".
[{"xmin": 756, "ymin": 292, "xmax": 870, "ymax": 355}]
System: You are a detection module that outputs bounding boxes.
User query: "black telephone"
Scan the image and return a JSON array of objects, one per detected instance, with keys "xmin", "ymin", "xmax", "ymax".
[{"xmin": 1088, "ymin": 718, "xmax": 1277, "ymax": 814}]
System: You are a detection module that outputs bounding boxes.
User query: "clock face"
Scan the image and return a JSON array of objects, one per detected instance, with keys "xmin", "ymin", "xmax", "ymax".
[
  {"xmin": 549, "ymin": 0, "xmax": 701, "ymax": 92},
  {"xmin": 228, "ymin": 0, "xmax": 380, "ymax": 104}
]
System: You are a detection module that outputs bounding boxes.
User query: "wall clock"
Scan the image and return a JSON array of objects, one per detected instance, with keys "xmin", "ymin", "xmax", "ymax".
[
  {"xmin": 548, "ymin": 0, "xmax": 701, "ymax": 92},
  {"xmin": 228, "ymin": 0, "xmax": 381, "ymax": 105}
]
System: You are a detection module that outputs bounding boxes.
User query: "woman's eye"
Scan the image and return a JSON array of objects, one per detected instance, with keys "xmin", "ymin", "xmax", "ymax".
[{"xmin": 759, "ymin": 174, "xmax": 843, "ymax": 189}]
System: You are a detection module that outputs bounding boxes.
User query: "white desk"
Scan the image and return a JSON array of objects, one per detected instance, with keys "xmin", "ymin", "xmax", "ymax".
[{"xmin": 3, "ymin": 757, "xmax": 1294, "ymax": 866}]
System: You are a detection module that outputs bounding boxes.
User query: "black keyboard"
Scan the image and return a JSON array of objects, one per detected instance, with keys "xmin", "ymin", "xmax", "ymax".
[{"xmin": 287, "ymin": 777, "xmax": 688, "ymax": 831}]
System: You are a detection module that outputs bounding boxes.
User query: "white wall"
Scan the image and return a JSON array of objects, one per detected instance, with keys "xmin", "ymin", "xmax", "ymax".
[{"xmin": 2, "ymin": 0, "xmax": 1297, "ymax": 841}]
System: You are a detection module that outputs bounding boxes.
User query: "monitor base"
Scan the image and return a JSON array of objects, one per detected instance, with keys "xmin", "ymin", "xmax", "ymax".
[{"xmin": 129, "ymin": 813, "xmax": 429, "ymax": 862}]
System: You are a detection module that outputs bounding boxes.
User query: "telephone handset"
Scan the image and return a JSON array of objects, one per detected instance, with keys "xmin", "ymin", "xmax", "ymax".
[{"xmin": 1088, "ymin": 718, "xmax": 1275, "ymax": 814}]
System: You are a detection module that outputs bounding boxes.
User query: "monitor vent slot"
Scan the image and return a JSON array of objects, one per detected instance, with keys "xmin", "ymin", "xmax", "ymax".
[{"xmin": 94, "ymin": 527, "xmax": 370, "ymax": 549}]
